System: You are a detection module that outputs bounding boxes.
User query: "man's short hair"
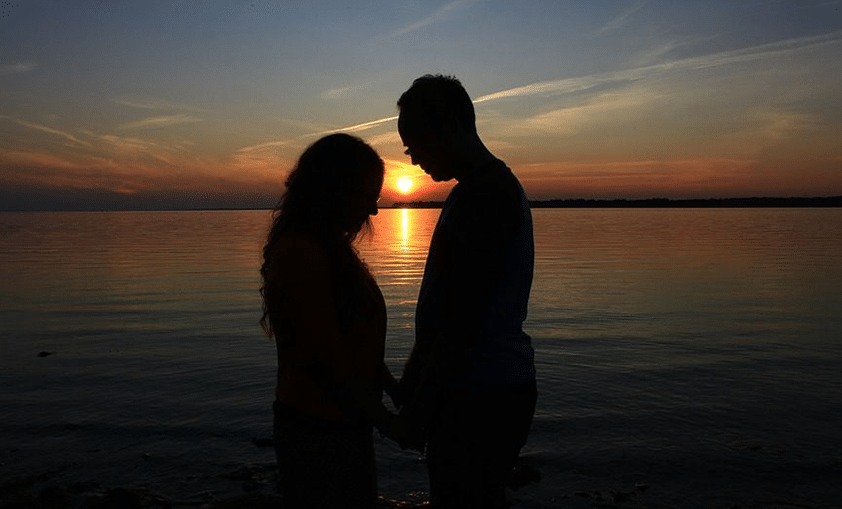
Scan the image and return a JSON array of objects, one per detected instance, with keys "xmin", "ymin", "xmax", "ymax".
[{"xmin": 397, "ymin": 74, "xmax": 476, "ymax": 133}]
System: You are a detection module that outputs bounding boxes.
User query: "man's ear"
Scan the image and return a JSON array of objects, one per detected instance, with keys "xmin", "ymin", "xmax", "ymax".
[{"xmin": 440, "ymin": 116, "xmax": 464, "ymax": 150}]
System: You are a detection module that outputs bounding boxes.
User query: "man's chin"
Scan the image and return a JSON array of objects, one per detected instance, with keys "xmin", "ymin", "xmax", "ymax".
[{"xmin": 422, "ymin": 166, "xmax": 453, "ymax": 182}]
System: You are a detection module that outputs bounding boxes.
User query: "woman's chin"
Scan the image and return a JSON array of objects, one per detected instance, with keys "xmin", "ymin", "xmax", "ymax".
[{"xmin": 344, "ymin": 219, "xmax": 367, "ymax": 236}]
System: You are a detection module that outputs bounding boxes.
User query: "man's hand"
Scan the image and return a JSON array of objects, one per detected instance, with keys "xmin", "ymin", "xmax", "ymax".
[
  {"xmin": 385, "ymin": 380, "xmax": 407, "ymax": 410},
  {"xmin": 381, "ymin": 413, "xmax": 426, "ymax": 453}
]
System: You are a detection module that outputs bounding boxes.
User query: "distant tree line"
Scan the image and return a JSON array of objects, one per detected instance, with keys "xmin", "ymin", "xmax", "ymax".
[{"xmin": 391, "ymin": 196, "xmax": 842, "ymax": 209}]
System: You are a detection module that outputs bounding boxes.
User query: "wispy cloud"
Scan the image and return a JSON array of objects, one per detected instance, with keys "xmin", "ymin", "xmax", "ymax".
[
  {"xmin": 239, "ymin": 115, "xmax": 399, "ymax": 155},
  {"xmin": 506, "ymin": 88, "xmax": 656, "ymax": 137},
  {"xmin": 726, "ymin": 109, "xmax": 819, "ymax": 156},
  {"xmin": 1, "ymin": 116, "xmax": 92, "ymax": 147},
  {"xmin": 320, "ymin": 66, "xmax": 408, "ymax": 100},
  {"xmin": 476, "ymin": 74, "xmax": 618, "ymax": 104},
  {"xmin": 386, "ymin": 0, "xmax": 476, "ymax": 39},
  {"xmin": 519, "ymin": 157, "xmax": 752, "ymax": 179},
  {"xmin": 596, "ymin": 1, "xmax": 646, "ymax": 34},
  {"xmin": 268, "ymin": 117, "xmax": 330, "ymax": 132},
  {"xmin": 634, "ymin": 40, "xmax": 678, "ymax": 64},
  {"xmin": 231, "ymin": 144, "xmax": 292, "ymax": 174},
  {"xmin": 754, "ymin": 110, "xmax": 818, "ymax": 143},
  {"xmin": 322, "ymin": 76, "xmax": 387, "ymax": 99},
  {"xmin": 365, "ymin": 131, "xmax": 401, "ymax": 147},
  {"xmin": 99, "ymin": 134, "xmax": 162, "ymax": 154},
  {"xmin": 340, "ymin": 115, "xmax": 399, "ymax": 133},
  {"xmin": 628, "ymin": 33, "xmax": 722, "ymax": 69},
  {"xmin": 323, "ymin": 86, "xmax": 357, "ymax": 99},
  {"xmin": 111, "ymin": 96, "xmax": 215, "ymax": 114},
  {"xmin": 118, "ymin": 114, "xmax": 203, "ymax": 130},
  {"xmin": 235, "ymin": 31, "xmax": 841, "ymax": 160},
  {"xmin": 0, "ymin": 62, "xmax": 36, "ymax": 75},
  {"xmin": 237, "ymin": 139, "xmax": 292, "ymax": 154},
  {"xmin": 300, "ymin": 114, "xmax": 399, "ymax": 141},
  {"xmin": 513, "ymin": 157, "xmax": 763, "ymax": 199},
  {"xmin": 475, "ymin": 30, "xmax": 842, "ymax": 103},
  {"xmin": 0, "ymin": 151, "xmax": 82, "ymax": 171}
]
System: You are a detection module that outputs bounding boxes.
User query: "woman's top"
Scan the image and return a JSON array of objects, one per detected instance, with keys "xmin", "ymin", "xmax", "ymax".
[{"xmin": 267, "ymin": 232, "xmax": 387, "ymax": 423}]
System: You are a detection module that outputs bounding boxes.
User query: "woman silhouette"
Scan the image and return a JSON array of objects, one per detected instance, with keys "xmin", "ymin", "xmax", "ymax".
[{"xmin": 260, "ymin": 133, "xmax": 408, "ymax": 508}]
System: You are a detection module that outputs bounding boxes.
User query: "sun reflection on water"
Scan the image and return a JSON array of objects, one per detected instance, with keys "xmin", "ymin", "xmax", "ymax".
[{"xmin": 400, "ymin": 208, "xmax": 409, "ymax": 250}]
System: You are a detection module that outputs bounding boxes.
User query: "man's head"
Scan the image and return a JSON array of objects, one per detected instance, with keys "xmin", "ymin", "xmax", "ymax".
[{"xmin": 397, "ymin": 74, "xmax": 477, "ymax": 182}]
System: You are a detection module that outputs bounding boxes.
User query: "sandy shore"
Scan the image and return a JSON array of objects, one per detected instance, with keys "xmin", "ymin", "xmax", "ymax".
[
  {"xmin": 1, "ymin": 485, "xmax": 432, "ymax": 509},
  {"xmin": 2, "ymin": 458, "xmax": 838, "ymax": 509},
  {"xmin": 0, "ymin": 466, "xmax": 432, "ymax": 509},
  {"xmin": 0, "ymin": 461, "xmax": 539, "ymax": 509}
]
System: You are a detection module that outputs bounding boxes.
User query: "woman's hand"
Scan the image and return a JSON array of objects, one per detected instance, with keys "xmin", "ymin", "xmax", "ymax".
[
  {"xmin": 385, "ymin": 382, "xmax": 407, "ymax": 410},
  {"xmin": 380, "ymin": 413, "xmax": 426, "ymax": 453},
  {"xmin": 382, "ymin": 363, "xmax": 406, "ymax": 409}
]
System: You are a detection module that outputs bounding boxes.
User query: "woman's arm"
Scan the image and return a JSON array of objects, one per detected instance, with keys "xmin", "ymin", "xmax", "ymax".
[{"xmin": 277, "ymin": 235, "xmax": 420, "ymax": 447}]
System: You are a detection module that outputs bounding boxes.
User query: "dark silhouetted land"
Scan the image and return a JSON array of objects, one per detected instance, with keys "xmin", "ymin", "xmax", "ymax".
[{"xmin": 391, "ymin": 196, "xmax": 842, "ymax": 209}]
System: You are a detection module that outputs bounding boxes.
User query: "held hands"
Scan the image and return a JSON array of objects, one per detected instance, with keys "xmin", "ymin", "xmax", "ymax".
[
  {"xmin": 380, "ymin": 412, "xmax": 426, "ymax": 453},
  {"xmin": 385, "ymin": 380, "xmax": 407, "ymax": 410},
  {"xmin": 338, "ymin": 376, "xmax": 424, "ymax": 451},
  {"xmin": 383, "ymin": 366, "xmax": 406, "ymax": 410},
  {"xmin": 379, "ymin": 364, "xmax": 424, "ymax": 451}
]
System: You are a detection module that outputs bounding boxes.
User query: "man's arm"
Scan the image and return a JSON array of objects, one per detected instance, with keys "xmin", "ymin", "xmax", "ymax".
[
  {"xmin": 402, "ymin": 171, "xmax": 524, "ymax": 427},
  {"xmin": 447, "ymin": 172, "xmax": 523, "ymax": 343}
]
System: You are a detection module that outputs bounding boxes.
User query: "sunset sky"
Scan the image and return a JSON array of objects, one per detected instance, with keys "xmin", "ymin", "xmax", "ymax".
[{"xmin": 1, "ymin": 0, "xmax": 841, "ymax": 210}]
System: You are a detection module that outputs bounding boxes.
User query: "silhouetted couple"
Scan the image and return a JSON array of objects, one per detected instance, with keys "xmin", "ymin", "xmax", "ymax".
[{"xmin": 260, "ymin": 75, "xmax": 537, "ymax": 509}]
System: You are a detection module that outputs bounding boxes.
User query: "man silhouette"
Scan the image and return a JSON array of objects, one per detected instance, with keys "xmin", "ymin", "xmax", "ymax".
[{"xmin": 396, "ymin": 74, "xmax": 537, "ymax": 509}]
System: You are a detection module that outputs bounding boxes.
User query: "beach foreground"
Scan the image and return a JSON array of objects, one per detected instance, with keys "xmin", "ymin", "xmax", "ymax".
[
  {"xmin": 2, "ymin": 458, "xmax": 838, "ymax": 509},
  {"xmin": 1, "ymin": 464, "xmax": 431, "ymax": 509}
]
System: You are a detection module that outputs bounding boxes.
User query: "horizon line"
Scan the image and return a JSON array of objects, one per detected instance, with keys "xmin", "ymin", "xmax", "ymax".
[{"xmin": 2, "ymin": 195, "xmax": 841, "ymax": 213}]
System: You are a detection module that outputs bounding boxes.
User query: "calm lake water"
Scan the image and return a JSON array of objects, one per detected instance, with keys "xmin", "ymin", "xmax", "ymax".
[{"xmin": 1, "ymin": 208, "xmax": 841, "ymax": 508}]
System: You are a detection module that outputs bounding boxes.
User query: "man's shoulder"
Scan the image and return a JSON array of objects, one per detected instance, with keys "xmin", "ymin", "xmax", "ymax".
[
  {"xmin": 461, "ymin": 161, "xmax": 523, "ymax": 209},
  {"xmin": 473, "ymin": 159, "xmax": 516, "ymax": 183},
  {"xmin": 449, "ymin": 161, "xmax": 525, "ymax": 240}
]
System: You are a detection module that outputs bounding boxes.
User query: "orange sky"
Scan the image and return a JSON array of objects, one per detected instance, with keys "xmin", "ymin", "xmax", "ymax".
[{"xmin": 1, "ymin": 2, "xmax": 841, "ymax": 210}]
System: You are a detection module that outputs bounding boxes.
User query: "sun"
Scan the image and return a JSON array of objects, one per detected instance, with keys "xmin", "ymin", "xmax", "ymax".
[{"xmin": 396, "ymin": 176, "xmax": 414, "ymax": 194}]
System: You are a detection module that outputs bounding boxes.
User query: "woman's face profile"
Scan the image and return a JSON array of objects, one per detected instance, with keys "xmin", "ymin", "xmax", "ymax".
[{"xmin": 346, "ymin": 169, "xmax": 383, "ymax": 233}]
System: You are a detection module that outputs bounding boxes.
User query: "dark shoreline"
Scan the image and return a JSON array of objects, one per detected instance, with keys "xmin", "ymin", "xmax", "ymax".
[
  {"xmin": 3, "ymin": 196, "xmax": 841, "ymax": 213},
  {"xmin": 393, "ymin": 196, "xmax": 842, "ymax": 209}
]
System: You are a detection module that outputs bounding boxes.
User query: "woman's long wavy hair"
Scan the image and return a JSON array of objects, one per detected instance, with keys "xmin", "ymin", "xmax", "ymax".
[{"xmin": 260, "ymin": 133, "xmax": 384, "ymax": 338}]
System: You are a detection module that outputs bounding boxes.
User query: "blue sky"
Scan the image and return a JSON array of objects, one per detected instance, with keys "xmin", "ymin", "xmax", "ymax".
[{"xmin": 1, "ymin": 0, "xmax": 840, "ymax": 209}]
